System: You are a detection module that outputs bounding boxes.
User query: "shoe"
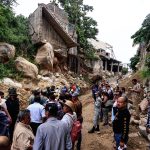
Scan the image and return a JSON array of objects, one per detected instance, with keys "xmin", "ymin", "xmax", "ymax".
[
  {"xmin": 95, "ymin": 125, "xmax": 100, "ymax": 131},
  {"xmin": 88, "ymin": 126, "xmax": 95, "ymax": 133}
]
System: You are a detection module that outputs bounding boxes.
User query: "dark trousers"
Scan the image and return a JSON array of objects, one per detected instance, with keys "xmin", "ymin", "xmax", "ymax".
[
  {"xmin": 72, "ymin": 131, "xmax": 82, "ymax": 150},
  {"xmin": 76, "ymin": 131, "xmax": 82, "ymax": 150},
  {"xmin": 30, "ymin": 122, "xmax": 41, "ymax": 135}
]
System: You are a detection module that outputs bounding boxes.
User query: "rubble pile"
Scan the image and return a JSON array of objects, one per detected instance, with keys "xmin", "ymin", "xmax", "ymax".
[{"xmin": 0, "ymin": 72, "xmax": 89, "ymax": 109}]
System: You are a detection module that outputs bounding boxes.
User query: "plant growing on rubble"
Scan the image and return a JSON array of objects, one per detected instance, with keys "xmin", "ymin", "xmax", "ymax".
[
  {"xmin": 57, "ymin": 0, "xmax": 98, "ymax": 59},
  {"xmin": 131, "ymin": 13, "xmax": 150, "ymax": 45},
  {"xmin": 130, "ymin": 54, "xmax": 140, "ymax": 71}
]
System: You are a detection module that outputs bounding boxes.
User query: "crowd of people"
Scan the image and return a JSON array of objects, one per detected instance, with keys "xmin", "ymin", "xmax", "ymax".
[
  {"xmin": 0, "ymin": 78, "xmax": 150, "ymax": 150},
  {"xmin": 0, "ymin": 83, "xmax": 82, "ymax": 150},
  {"xmin": 89, "ymin": 78, "xmax": 150, "ymax": 149}
]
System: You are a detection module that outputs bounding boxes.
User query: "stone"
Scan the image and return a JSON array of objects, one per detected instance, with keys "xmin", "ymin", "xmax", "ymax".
[
  {"xmin": 2, "ymin": 78, "xmax": 22, "ymax": 88},
  {"xmin": 129, "ymin": 132, "xmax": 139, "ymax": 138},
  {"xmin": 15, "ymin": 57, "xmax": 38, "ymax": 79},
  {"xmin": 139, "ymin": 98, "xmax": 148, "ymax": 112},
  {"xmin": 35, "ymin": 42, "xmax": 54, "ymax": 71},
  {"xmin": 0, "ymin": 43, "xmax": 15, "ymax": 63}
]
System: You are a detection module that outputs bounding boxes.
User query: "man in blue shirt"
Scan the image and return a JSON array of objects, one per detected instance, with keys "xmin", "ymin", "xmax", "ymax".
[{"xmin": 33, "ymin": 103, "xmax": 72, "ymax": 150}]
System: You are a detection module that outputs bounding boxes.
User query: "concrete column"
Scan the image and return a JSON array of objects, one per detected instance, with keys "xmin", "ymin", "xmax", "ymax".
[
  {"xmin": 105, "ymin": 60, "xmax": 108, "ymax": 71},
  {"xmin": 117, "ymin": 63, "xmax": 120, "ymax": 73},
  {"xmin": 111, "ymin": 61, "xmax": 113, "ymax": 72}
]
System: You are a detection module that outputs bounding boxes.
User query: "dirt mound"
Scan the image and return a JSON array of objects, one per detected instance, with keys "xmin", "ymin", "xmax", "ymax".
[{"xmin": 119, "ymin": 71, "xmax": 142, "ymax": 88}]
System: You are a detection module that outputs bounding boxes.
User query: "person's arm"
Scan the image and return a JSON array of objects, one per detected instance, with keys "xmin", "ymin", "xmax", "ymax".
[
  {"xmin": 1, "ymin": 107, "xmax": 12, "ymax": 124},
  {"xmin": 15, "ymin": 132, "xmax": 34, "ymax": 150},
  {"xmin": 41, "ymin": 108, "xmax": 46, "ymax": 123},
  {"xmin": 65, "ymin": 128, "xmax": 72, "ymax": 150},
  {"xmin": 33, "ymin": 127, "xmax": 44, "ymax": 150}
]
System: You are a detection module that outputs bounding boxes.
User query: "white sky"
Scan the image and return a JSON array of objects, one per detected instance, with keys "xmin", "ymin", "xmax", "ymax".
[{"xmin": 14, "ymin": 0, "xmax": 150, "ymax": 64}]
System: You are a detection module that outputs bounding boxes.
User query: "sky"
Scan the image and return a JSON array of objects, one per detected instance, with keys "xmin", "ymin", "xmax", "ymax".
[{"xmin": 14, "ymin": 0, "xmax": 150, "ymax": 64}]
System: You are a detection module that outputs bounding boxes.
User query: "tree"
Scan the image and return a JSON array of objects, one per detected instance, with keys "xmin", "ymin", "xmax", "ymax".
[
  {"xmin": 122, "ymin": 67, "xmax": 128, "ymax": 75},
  {"xmin": 130, "ymin": 54, "xmax": 140, "ymax": 71},
  {"xmin": 57, "ymin": 0, "xmax": 98, "ymax": 58},
  {"xmin": 0, "ymin": 4, "xmax": 31, "ymax": 55},
  {"xmin": 131, "ymin": 14, "xmax": 150, "ymax": 45},
  {"xmin": 0, "ymin": 0, "xmax": 17, "ymax": 7}
]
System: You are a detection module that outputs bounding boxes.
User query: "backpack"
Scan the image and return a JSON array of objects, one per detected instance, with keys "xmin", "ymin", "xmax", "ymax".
[{"xmin": 71, "ymin": 120, "xmax": 82, "ymax": 143}]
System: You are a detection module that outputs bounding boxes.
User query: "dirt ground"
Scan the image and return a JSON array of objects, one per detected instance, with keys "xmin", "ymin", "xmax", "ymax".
[{"xmin": 79, "ymin": 92, "xmax": 149, "ymax": 150}]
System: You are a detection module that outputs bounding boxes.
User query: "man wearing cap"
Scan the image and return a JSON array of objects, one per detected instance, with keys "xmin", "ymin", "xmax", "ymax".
[
  {"xmin": 33, "ymin": 103, "xmax": 72, "ymax": 150},
  {"xmin": 0, "ymin": 91, "xmax": 12, "ymax": 124},
  {"xmin": 62, "ymin": 100, "xmax": 77, "ymax": 132},
  {"xmin": 6, "ymin": 87, "xmax": 20, "ymax": 141}
]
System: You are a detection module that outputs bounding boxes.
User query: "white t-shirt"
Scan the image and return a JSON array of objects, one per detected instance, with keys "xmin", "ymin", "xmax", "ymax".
[
  {"xmin": 27, "ymin": 102, "xmax": 45, "ymax": 123},
  {"xmin": 0, "ymin": 99, "xmax": 7, "ymax": 109}
]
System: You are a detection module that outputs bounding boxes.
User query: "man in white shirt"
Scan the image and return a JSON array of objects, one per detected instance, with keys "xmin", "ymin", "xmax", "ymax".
[{"xmin": 27, "ymin": 96, "xmax": 45, "ymax": 135}]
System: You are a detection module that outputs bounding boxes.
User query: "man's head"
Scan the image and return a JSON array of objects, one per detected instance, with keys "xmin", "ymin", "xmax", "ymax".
[
  {"xmin": 132, "ymin": 79, "xmax": 137, "ymax": 85},
  {"xmin": 45, "ymin": 103, "xmax": 58, "ymax": 118},
  {"xmin": 8, "ymin": 87, "xmax": 17, "ymax": 98},
  {"xmin": 121, "ymin": 87, "xmax": 126, "ymax": 93},
  {"xmin": 0, "ymin": 136, "xmax": 10, "ymax": 150},
  {"xmin": 114, "ymin": 91, "xmax": 122, "ymax": 101},
  {"xmin": 63, "ymin": 100, "xmax": 74, "ymax": 113},
  {"xmin": 18, "ymin": 109, "xmax": 31, "ymax": 125},
  {"xmin": 117, "ymin": 96, "xmax": 128, "ymax": 109},
  {"xmin": 33, "ymin": 88, "xmax": 41, "ymax": 96},
  {"xmin": 72, "ymin": 92, "xmax": 78, "ymax": 100},
  {"xmin": 95, "ymin": 91, "xmax": 100, "ymax": 97},
  {"xmin": 34, "ymin": 96, "xmax": 41, "ymax": 103},
  {"xmin": 0, "ymin": 91, "xmax": 4, "ymax": 98}
]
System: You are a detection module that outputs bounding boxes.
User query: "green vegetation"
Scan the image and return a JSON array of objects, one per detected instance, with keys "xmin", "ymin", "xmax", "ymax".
[
  {"xmin": 140, "ymin": 68, "xmax": 150, "ymax": 79},
  {"xmin": 145, "ymin": 54, "xmax": 150, "ymax": 68},
  {"xmin": 131, "ymin": 14, "xmax": 150, "ymax": 45},
  {"xmin": 122, "ymin": 67, "xmax": 128, "ymax": 75},
  {"xmin": 140, "ymin": 54, "xmax": 150, "ymax": 79},
  {"xmin": 0, "ymin": 2, "xmax": 33, "ymax": 79},
  {"xmin": 57, "ymin": 0, "xmax": 98, "ymax": 60},
  {"xmin": 131, "ymin": 13, "xmax": 150, "ymax": 79},
  {"xmin": 0, "ymin": 0, "xmax": 17, "ymax": 8},
  {"xmin": 130, "ymin": 54, "xmax": 140, "ymax": 71},
  {"xmin": 0, "ymin": 59, "xmax": 23, "ymax": 80},
  {"xmin": 0, "ymin": 4, "xmax": 32, "ymax": 55}
]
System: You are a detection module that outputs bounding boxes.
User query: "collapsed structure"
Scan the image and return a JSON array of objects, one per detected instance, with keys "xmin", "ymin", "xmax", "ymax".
[{"xmin": 29, "ymin": 2, "xmax": 122, "ymax": 76}]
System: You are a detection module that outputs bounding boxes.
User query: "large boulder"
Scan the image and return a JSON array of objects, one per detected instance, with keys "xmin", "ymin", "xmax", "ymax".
[
  {"xmin": 15, "ymin": 57, "xmax": 38, "ymax": 79},
  {"xmin": 35, "ymin": 42, "xmax": 54, "ymax": 71},
  {"xmin": 0, "ymin": 43, "xmax": 15, "ymax": 63}
]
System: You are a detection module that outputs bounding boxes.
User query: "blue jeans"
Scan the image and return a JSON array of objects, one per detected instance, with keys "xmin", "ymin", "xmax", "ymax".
[{"xmin": 114, "ymin": 133, "xmax": 122, "ymax": 149}]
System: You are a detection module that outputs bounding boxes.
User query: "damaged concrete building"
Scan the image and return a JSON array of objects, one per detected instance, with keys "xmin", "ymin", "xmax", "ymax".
[
  {"xmin": 28, "ymin": 2, "xmax": 122, "ymax": 75},
  {"xmin": 29, "ymin": 2, "xmax": 78, "ymax": 73},
  {"xmin": 88, "ymin": 39, "xmax": 122, "ymax": 74}
]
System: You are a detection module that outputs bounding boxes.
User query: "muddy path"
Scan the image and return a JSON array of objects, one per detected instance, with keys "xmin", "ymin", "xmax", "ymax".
[{"xmin": 79, "ymin": 91, "xmax": 149, "ymax": 150}]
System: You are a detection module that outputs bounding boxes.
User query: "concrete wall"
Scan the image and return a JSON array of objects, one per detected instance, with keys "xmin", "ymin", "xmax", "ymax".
[{"xmin": 29, "ymin": 6, "xmax": 67, "ymax": 50}]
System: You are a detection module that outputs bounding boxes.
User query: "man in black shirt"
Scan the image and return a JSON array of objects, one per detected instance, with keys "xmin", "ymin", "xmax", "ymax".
[
  {"xmin": 112, "ymin": 96, "xmax": 131, "ymax": 149},
  {"xmin": 5, "ymin": 87, "xmax": 20, "ymax": 141}
]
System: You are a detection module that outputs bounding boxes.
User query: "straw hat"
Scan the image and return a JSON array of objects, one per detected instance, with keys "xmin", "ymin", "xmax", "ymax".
[{"xmin": 64, "ymin": 100, "xmax": 75, "ymax": 112}]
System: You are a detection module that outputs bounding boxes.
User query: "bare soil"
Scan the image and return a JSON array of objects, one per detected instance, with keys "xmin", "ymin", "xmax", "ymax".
[{"xmin": 80, "ymin": 91, "xmax": 149, "ymax": 150}]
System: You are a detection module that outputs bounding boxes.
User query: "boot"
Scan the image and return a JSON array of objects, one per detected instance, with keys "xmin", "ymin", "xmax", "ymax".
[
  {"xmin": 88, "ymin": 126, "xmax": 95, "ymax": 133},
  {"xmin": 95, "ymin": 125, "xmax": 100, "ymax": 131}
]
